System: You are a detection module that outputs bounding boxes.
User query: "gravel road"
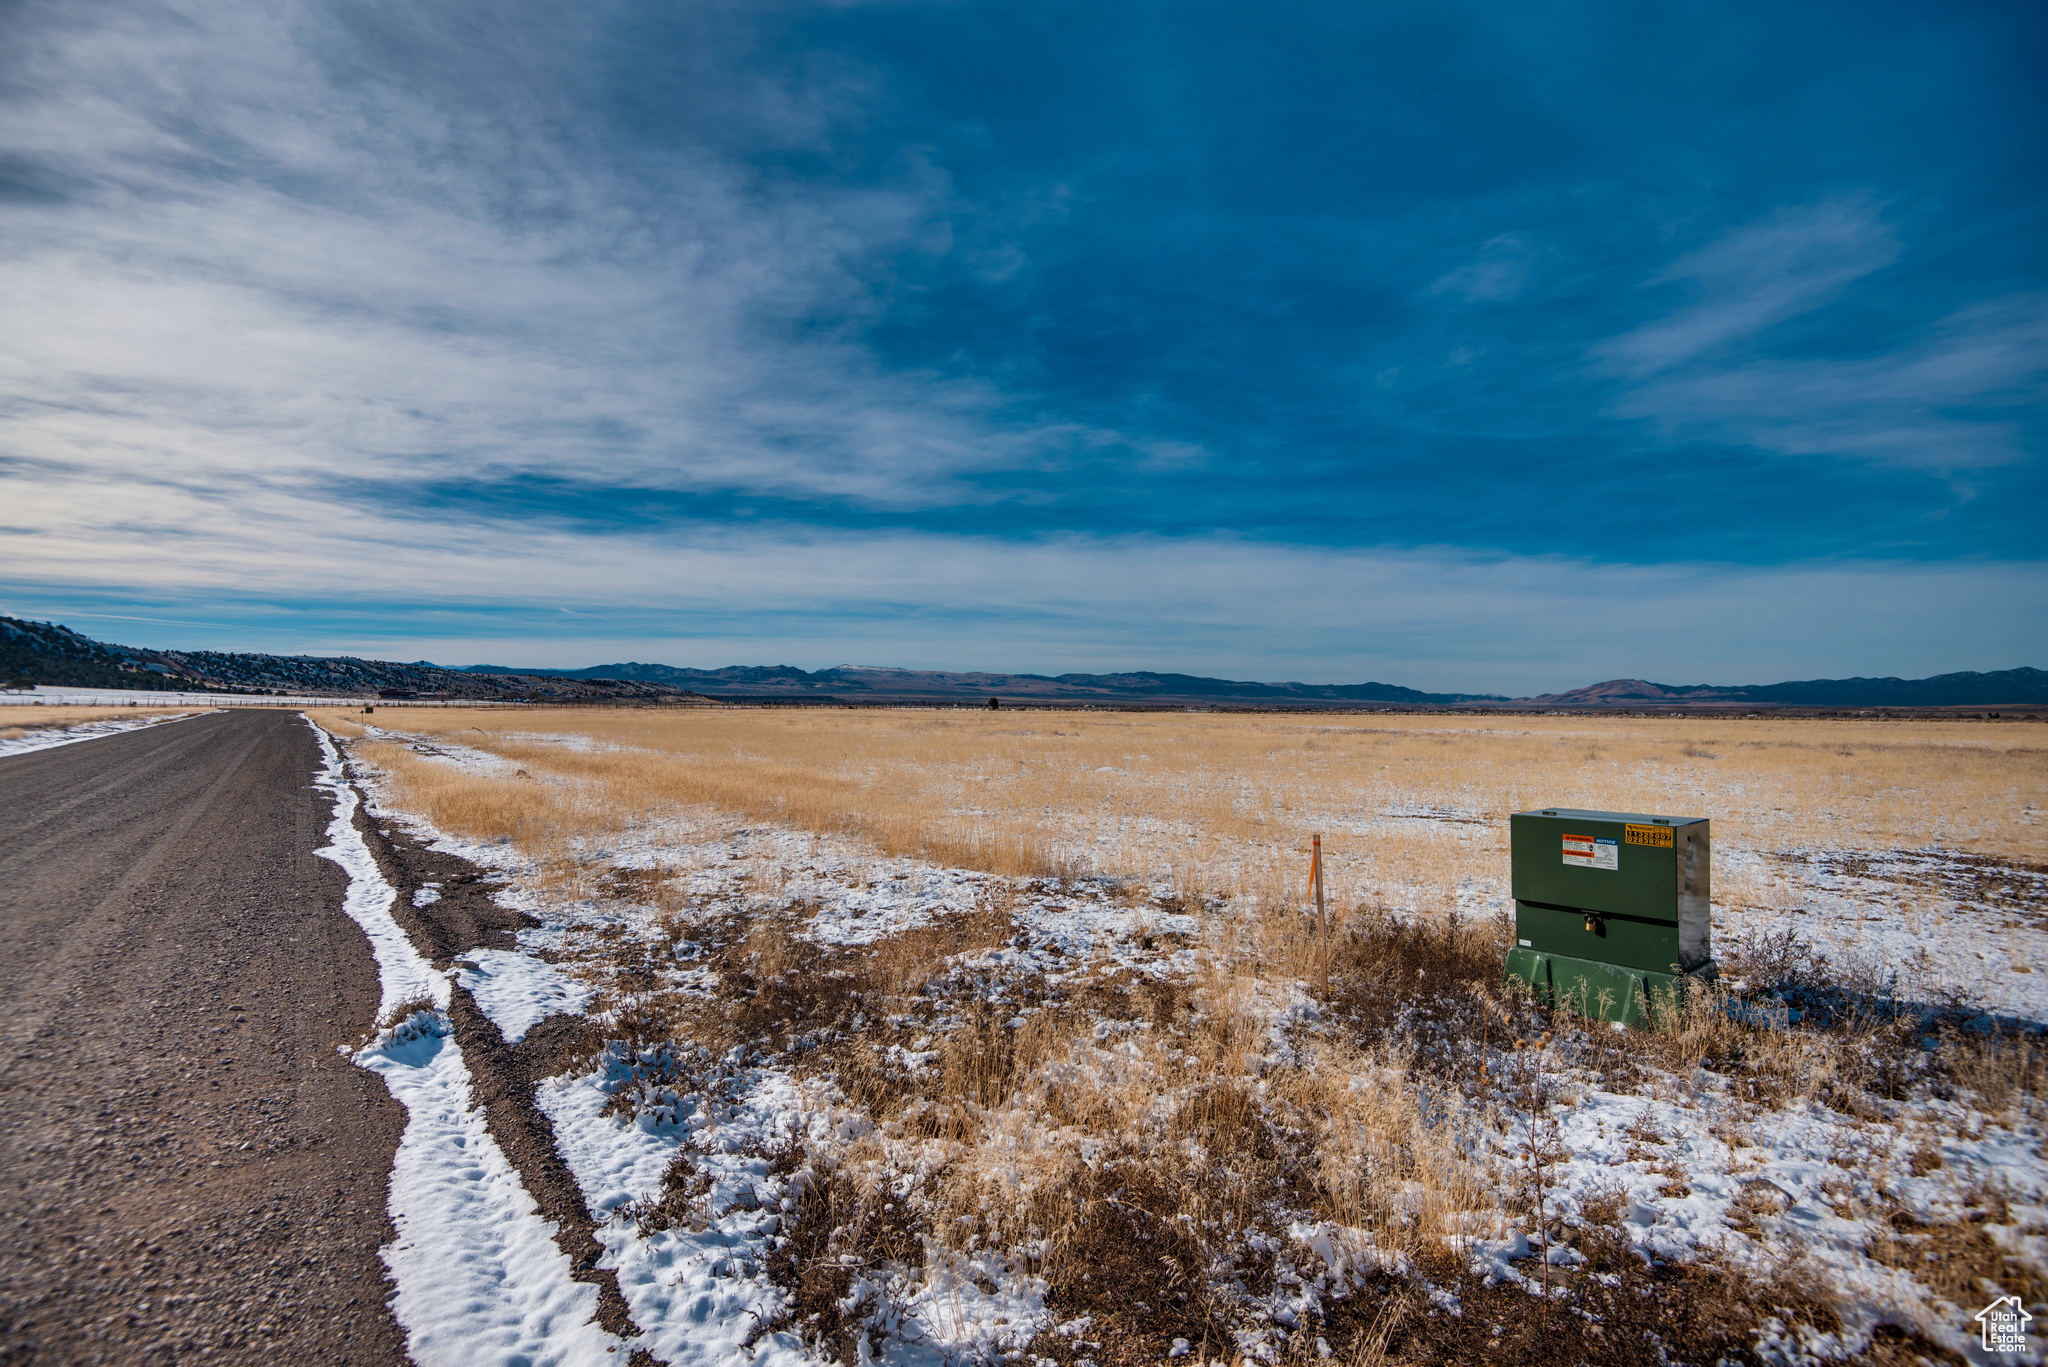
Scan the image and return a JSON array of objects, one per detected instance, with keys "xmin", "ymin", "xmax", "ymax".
[{"xmin": 0, "ymin": 710, "xmax": 407, "ymax": 1365}]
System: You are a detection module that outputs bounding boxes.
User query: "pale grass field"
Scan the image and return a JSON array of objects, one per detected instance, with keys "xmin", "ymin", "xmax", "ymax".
[
  {"xmin": 0, "ymin": 703, "xmax": 198, "ymax": 741},
  {"xmin": 318, "ymin": 705, "xmax": 2048, "ymax": 1360},
  {"xmin": 313, "ymin": 704, "xmax": 2046, "ymax": 917}
]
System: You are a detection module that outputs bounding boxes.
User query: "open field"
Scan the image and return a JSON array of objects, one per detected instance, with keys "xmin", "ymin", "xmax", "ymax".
[
  {"xmin": 0, "ymin": 702, "xmax": 199, "ymax": 735},
  {"xmin": 312, "ymin": 706, "xmax": 2048, "ymax": 1364},
  {"xmin": 0, "ymin": 703, "xmax": 205, "ymax": 755}
]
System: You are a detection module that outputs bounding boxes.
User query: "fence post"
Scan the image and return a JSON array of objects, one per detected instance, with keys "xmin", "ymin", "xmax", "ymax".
[{"xmin": 1312, "ymin": 833, "xmax": 1328, "ymax": 994}]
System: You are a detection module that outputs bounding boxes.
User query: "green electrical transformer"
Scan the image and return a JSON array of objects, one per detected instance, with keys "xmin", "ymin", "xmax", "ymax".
[{"xmin": 1503, "ymin": 808, "xmax": 1715, "ymax": 1026}]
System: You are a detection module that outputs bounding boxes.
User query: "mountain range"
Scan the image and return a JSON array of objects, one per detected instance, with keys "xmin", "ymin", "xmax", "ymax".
[
  {"xmin": 3, "ymin": 616, "xmax": 2042, "ymax": 708},
  {"xmin": 451, "ymin": 661, "xmax": 1500, "ymax": 706},
  {"xmin": 0, "ymin": 618, "xmax": 676, "ymax": 702}
]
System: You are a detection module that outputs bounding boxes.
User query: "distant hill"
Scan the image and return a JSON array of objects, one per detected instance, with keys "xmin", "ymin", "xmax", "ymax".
[
  {"xmin": 1519, "ymin": 668, "xmax": 2048, "ymax": 708},
  {"xmin": 1, "ymin": 618, "xmax": 187, "ymax": 691},
  {"xmin": 453, "ymin": 660, "xmax": 2045, "ymax": 707},
  {"xmin": 157, "ymin": 649, "xmax": 698, "ymax": 700},
  {"xmin": 453, "ymin": 661, "xmax": 1496, "ymax": 706},
  {"xmin": 4, "ymin": 616, "xmax": 2039, "ymax": 707},
  {"xmin": 0, "ymin": 617, "xmax": 702, "ymax": 701}
]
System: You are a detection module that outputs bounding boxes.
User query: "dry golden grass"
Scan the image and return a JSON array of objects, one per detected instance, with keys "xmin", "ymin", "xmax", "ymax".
[
  {"xmin": 0, "ymin": 703, "xmax": 199, "ymax": 740},
  {"xmin": 308, "ymin": 705, "xmax": 2046, "ymax": 916},
  {"xmin": 346, "ymin": 736, "xmax": 598, "ymax": 851}
]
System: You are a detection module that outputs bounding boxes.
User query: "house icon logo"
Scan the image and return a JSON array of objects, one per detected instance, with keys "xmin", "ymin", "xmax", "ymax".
[{"xmin": 1977, "ymin": 1295, "xmax": 2034, "ymax": 1354}]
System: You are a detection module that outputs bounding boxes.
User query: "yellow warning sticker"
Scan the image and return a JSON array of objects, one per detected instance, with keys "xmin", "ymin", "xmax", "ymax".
[{"xmin": 1626, "ymin": 823, "xmax": 1674, "ymax": 848}]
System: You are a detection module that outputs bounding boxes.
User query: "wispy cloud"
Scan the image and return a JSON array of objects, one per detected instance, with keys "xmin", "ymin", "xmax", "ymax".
[
  {"xmin": 1594, "ymin": 196, "xmax": 1899, "ymax": 377},
  {"xmin": 0, "ymin": 0, "xmax": 1124, "ymax": 527},
  {"xmin": 8, "ymin": 488, "xmax": 2042, "ymax": 690},
  {"xmin": 1594, "ymin": 199, "xmax": 2043, "ymax": 470},
  {"xmin": 1429, "ymin": 233, "xmax": 1541, "ymax": 303},
  {"xmin": 1613, "ymin": 293, "xmax": 2047, "ymax": 470}
]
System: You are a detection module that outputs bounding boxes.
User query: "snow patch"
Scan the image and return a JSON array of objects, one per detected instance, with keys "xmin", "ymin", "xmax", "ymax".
[
  {"xmin": 0, "ymin": 709, "xmax": 208, "ymax": 758},
  {"xmin": 363, "ymin": 724, "xmax": 525, "ymax": 778},
  {"xmin": 306, "ymin": 719, "xmax": 622, "ymax": 1366},
  {"xmin": 456, "ymin": 949, "xmax": 592, "ymax": 1045},
  {"xmin": 540, "ymin": 1053, "xmax": 815, "ymax": 1367},
  {"xmin": 1717, "ymin": 844, "xmax": 2048, "ymax": 1022}
]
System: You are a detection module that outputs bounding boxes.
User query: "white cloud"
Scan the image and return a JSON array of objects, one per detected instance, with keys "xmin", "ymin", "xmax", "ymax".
[
  {"xmin": 4, "ymin": 6, "xmax": 2039, "ymax": 690},
  {"xmin": 1609, "ymin": 291, "xmax": 2047, "ymax": 471},
  {"xmin": 1594, "ymin": 196, "xmax": 1899, "ymax": 377},
  {"xmin": 1590, "ymin": 199, "xmax": 2043, "ymax": 470},
  {"xmin": 6, "ymin": 481, "xmax": 2040, "ymax": 691},
  {"xmin": 0, "ymin": 0, "xmax": 1124, "ymax": 522},
  {"xmin": 1429, "ymin": 233, "xmax": 1538, "ymax": 303}
]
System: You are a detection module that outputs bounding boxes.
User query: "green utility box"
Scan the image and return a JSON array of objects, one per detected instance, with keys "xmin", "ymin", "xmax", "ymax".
[{"xmin": 1503, "ymin": 808, "xmax": 1715, "ymax": 1026}]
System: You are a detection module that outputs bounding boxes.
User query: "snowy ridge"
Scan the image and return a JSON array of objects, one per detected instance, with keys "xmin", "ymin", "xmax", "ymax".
[{"xmin": 306, "ymin": 720, "xmax": 622, "ymax": 1366}]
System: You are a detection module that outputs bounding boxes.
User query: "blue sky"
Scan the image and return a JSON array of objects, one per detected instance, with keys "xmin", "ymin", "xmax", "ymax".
[{"xmin": 1, "ymin": 0, "xmax": 2042, "ymax": 691}]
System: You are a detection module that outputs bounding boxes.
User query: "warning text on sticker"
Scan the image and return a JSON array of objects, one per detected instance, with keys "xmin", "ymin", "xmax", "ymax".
[{"xmin": 1563, "ymin": 833, "xmax": 1619, "ymax": 871}]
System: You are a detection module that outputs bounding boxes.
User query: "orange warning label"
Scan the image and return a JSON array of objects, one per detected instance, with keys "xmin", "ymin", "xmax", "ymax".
[
  {"xmin": 1563, "ymin": 832, "xmax": 1618, "ymax": 870},
  {"xmin": 1626, "ymin": 823, "xmax": 1674, "ymax": 848}
]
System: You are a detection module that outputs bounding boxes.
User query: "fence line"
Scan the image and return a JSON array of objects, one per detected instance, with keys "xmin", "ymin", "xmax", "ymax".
[{"xmin": 1, "ymin": 691, "xmax": 521, "ymax": 708}]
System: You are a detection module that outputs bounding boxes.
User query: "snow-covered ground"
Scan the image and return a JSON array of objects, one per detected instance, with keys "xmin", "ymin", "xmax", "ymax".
[
  {"xmin": 329, "ymin": 720, "xmax": 2048, "ymax": 1366},
  {"xmin": 1519, "ymin": 1087, "xmax": 2047, "ymax": 1362},
  {"xmin": 14, "ymin": 685, "xmax": 520, "ymax": 707},
  {"xmin": 1719, "ymin": 843, "xmax": 2048, "ymax": 1024},
  {"xmin": 455, "ymin": 950, "xmax": 592, "ymax": 1044},
  {"xmin": 18, "ymin": 685, "xmax": 372, "ymax": 706},
  {"xmin": 0, "ymin": 708, "xmax": 209, "ymax": 758},
  {"xmin": 305, "ymin": 721, "xmax": 624, "ymax": 1366}
]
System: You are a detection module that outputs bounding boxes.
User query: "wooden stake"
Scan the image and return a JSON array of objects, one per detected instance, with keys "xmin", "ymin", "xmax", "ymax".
[{"xmin": 1312, "ymin": 833, "xmax": 1328, "ymax": 994}]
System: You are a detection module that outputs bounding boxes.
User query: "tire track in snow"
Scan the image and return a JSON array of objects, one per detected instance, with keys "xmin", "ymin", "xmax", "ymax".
[{"xmin": 308, "ymin": 719, "xmax": 626, "ymax": 1367}]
